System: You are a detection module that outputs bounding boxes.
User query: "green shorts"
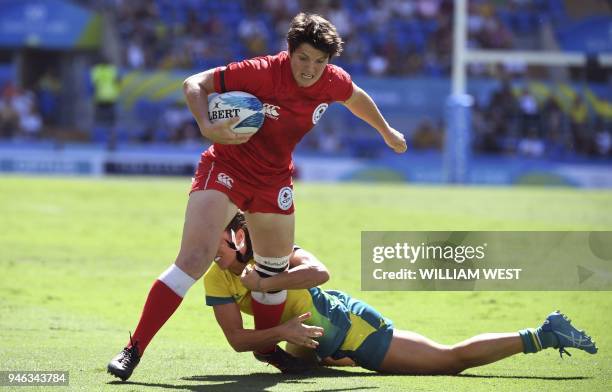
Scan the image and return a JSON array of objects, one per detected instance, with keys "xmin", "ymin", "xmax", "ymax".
[{"xmin": 325, "ymin": 290, "xmax": 394, "ymax": 371}]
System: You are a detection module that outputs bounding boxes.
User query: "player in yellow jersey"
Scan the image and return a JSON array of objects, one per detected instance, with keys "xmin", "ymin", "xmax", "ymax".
[{"xmin": 205, "ymin": 212, "xmax": 597, "ymax": 374}]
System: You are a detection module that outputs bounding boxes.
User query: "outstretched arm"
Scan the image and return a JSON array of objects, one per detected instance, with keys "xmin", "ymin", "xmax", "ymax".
[
  {"xmin": 213, "ymin": 302, "xmax": 323, "ymax": 352},
  {"xmin": 341, "ymin": 82, "xmax": 407, "ymax": 153},
  {"xmin": 240, "ymin": 248, "xmax": 330, "ymax": 292}
]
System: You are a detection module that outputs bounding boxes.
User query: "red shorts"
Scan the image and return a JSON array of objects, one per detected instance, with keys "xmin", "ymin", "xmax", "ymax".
[{"xmin": 190, "ymin": 155, "xmax": 295, "ymax": 215}]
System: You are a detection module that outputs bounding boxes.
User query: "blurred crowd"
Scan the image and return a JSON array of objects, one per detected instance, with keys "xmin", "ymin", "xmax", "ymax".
[
  {"xmin": 471, "ymin": 83, "xmax": 611, "ymax": 158},
  {"xmin": 112, "ymin": 0, "xmax": 559, "ymax": 77},
  {"xmin": 2, "ymin": 0, "xmax": 610, "ymax": 159},
  {"xmin": 0, "ymin": 70, "xmax": 63, "ymax": 142},
  {"xmin": 0, "ymin": 83, "xmax": 44, "ymax": 141},
  {"xmin": 409, "ymin": 81, "xmax": 611, "ymax": 158},
  {"xmin": 103, "ymin": 0, "xmax": 611, "ymax": 158}
]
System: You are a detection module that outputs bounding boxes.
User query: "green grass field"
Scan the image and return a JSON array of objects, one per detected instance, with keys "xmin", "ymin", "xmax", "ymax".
[{"xmin": 1, "ymin": 176, "xmax": 611, "ymax": 391}]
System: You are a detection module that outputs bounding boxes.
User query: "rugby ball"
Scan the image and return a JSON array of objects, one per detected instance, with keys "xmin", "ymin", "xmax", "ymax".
[{"xmin": 208, "ymin": 91, "xmax": 264, "ymax": 134}]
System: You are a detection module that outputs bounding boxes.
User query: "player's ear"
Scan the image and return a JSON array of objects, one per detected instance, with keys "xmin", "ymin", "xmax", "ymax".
[{"xmin": 235, "ymin": 228, "xmax": 246, "ymax": 250}]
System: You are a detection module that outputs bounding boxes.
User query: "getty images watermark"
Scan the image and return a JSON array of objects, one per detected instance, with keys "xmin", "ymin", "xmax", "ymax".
[{"xmin": 361, "ymin": 231, "xmax": 612, "ymax": 291}]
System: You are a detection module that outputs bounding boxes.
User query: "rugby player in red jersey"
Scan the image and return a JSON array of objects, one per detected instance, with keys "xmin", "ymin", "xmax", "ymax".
[{"xmin": 108, "ymin": 12, "xmax": 407, "ymax": 381}]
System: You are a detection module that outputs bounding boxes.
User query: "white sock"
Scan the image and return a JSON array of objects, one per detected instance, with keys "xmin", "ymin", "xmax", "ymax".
[
  {"xmin": 251, "ymin": 290, "xmax": 287, "ymax": 305},
  {"xmin": 158, "ymin": 264, "xmax": 196, "ymax": 298}
]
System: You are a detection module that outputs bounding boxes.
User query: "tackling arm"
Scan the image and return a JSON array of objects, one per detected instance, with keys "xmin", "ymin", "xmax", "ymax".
[
  {"xmin": 213, "ymin": 303, "xmax": 323, "ymax": 352},
  {"xmin": 240, "ymin": 248, "xmax": 330, "ymax": 292}
]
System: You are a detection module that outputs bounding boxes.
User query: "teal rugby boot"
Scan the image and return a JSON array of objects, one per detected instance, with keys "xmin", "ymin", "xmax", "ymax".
[{"xmin": 542, "ymin": 311, "xmax": 598, "ymax": 357}]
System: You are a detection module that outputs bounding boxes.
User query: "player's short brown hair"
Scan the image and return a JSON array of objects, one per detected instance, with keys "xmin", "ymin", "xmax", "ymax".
[
  {"xmin": 225, "ymin": 211, "xmax": 247, "ymax": 234},
  {"xmin": 287, "ymin": 13, "xmax": 344, "ymax": 58}
]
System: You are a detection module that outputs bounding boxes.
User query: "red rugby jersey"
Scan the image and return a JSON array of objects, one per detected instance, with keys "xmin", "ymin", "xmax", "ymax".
[{"xmin": 206, "ymin": 51, "xmax": 353, "ymax": 185}]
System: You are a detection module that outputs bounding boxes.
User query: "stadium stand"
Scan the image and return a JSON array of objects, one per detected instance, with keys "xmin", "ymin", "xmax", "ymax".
[{"xmin": 0, "ymin": 0, "xmax": 610, "ymax": 162}]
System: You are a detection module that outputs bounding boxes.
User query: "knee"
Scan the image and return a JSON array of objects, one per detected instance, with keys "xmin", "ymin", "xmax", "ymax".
[
  {"xmin": 418, "ymin": 346, "xmax": 465, "ymax": 375},
  {"xmin": 442, "ymin": 346, "xmax": 467, "ymax": 375},
  {"xmin": 438, "ymin": 365, "xmax": 464, "ymax": 376},
  {"xmin": 176, "ymin": 247, "xmax": 213, "ymax": 278}
]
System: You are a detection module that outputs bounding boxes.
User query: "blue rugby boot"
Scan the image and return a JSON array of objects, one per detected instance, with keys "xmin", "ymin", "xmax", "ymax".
[
  {"xmin": 519, "ymin": 310, "xmax": 597, "ymax": 357},
  {"xmin": 543, "ymin": 311, "xmax": 598, "ymax": 357}
]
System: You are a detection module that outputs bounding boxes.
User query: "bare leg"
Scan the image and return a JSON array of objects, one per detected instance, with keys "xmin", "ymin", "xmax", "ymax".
[
  {"xmin": 175, "ymin": 190, "xmax": 238, "ymax": 278},
  {"xmin": 450, "ymin": 332, "xmax": 523, "ymax": 369},
  {"xmin": 379, "ymin": 330, "xmax": 523, "ymax": 375},
  {"xmin": 110, "ymin": 189, "xmax": 237, "ymax": 367},
  {"xmin": 245, "ymin": 212, "xmax": 295, "ymax": 256}
]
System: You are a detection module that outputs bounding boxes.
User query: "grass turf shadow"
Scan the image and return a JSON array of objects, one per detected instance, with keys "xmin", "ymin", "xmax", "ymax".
[
  {"xmin": 108, "ymin": 368, "xmax": 382, "ymax": 391},
  {"xmin": 107, "ymin": 368, "xmax": 592, "ymax": 391},
  {"xmin": 458, "ymin": 373, "xmax": 591, "ymax": 381}
]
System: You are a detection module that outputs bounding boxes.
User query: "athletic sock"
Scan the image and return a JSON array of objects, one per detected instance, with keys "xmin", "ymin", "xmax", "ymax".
[
  {"xmin": 519, "ymin": 327, "xmax": 558, "ymax": 354},
  {"xmin": 252, "ymin": 253, "xmax": 290, "ymax": 354},
  {"xmin": 535, "ymin": 324, "xmax": 559, "ymax": 349},
  {"xmin": 129, "ymin": 264, "xmax": 196, "ymax": 354},
  {"xmin": 251, "ymin": 292, "xmax": 287, "ymax": 353}
]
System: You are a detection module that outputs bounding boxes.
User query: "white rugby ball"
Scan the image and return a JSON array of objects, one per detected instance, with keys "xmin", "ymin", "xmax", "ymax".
[{"xmin": 208, "ymin": 91, "xmax": 264, "ymax": 134}]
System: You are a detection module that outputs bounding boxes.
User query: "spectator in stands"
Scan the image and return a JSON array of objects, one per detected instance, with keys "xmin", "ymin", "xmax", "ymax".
[
  {"xmin": 487, "ymin": 80, "xmax": 519, "ymax": 150},
  {"xmin": 126, "ymin": 39, "xmax": 146, "ymax": 69},
  {"xmin": 0, "ymin": 83, "xmax": 19, "ymax": 139},
  {"xmin": 517, "ymin": 128, "xmax": 545, "ymax": 157},
  {"xmin": 541, "ymin": 96, "xmax": 570, "ymax": 157},
  {"xmin": 91, "ymin": 57, "xmax": 121, "ymax": 149},
  {"xmin": 518, "ymin": 87, "xmax": 540, "ymax": 137},
  {"xmin": 317, "ymin": 126, "xmax": 341, "ymax": 153},
  {"xmin": 36, "ymin": 70, "xmax": 61, "ymax": 127},
  {"xmin": 162, "ymin": 101, "xmax": 192, "ymax": 141},
  {"xmin": 594, "ymin": 120, "xmax": 611, "ymax": 157},
  {"xmin": 238, "ymin": 14, "xmax": 269, "ymax": 57},
  {"xmin": 412, "ymin": 119, "xmax": 442, "ymax": 150},
  {"xmin": 2, "ymin": 85, "xmax": 42, "ymax": 140},
  {"xmin": 595, "ymin": 136, "xmax": 611, "ymax": 157},
  {"xmin": 430, "ymin": 12, "xmax": 453, "ymax": 75},
  {"xmin": 569, "ymin": 95, "xmax": 589, "ymax": 153},
  {"xmin": 472, "ymin": 99, "xmax": 502, "ymax": 153},
  {"xmin": 367, "ymin": 49, "xmax": 389, "ymax": 76},
  {"xmin": 327, "ymin": 0, "xmax": 352, "ymax": 37},
  {"xmin": 17, "ymin": 100, "xmax": 43, "ymax": 139}
]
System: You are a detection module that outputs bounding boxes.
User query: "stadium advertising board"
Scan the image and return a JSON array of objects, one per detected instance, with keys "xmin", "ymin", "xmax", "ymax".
[{"xmin": 0, "ymin": 0, "xmax": 101, "ymax": 49}]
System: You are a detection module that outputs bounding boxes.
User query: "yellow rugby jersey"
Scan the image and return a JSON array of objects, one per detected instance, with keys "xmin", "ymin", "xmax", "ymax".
[{"xmin": 203, "ymin": 261, "xmax": 352, "ymax": 358}]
